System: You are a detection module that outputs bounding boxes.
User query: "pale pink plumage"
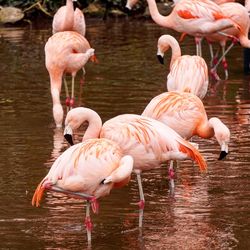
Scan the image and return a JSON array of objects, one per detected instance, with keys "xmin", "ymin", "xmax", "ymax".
[
  {"xmin": 126, "ymin": 0, "xmax": 237, "ymax": 37},
  {"xmin": 45, "ymin": 31, "xmax": 95, "ymax": 127},
  {"xmin": 142, "ymin": 91, "xmax": 230, "ymax": 159},
  {"xmin": 52, "ymin": 0, "xmax": 86, "ymax": 36},
  {"xmin": 157, "ymin": 34, "xmax": 208, "ymax": 99},
  {"xmin": 32, "ymin": 138, "xmax": 133, "ymax": 207}
]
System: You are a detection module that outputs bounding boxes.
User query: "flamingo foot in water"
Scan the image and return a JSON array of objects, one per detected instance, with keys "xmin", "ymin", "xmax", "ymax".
[{"xmin": 210, "ymin": 68, "xmax": 221, "ymax": 81}]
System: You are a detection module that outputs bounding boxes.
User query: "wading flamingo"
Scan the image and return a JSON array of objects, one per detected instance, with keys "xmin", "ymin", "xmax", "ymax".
[
  {"xmin": 45, "ymin": 31, "xmax": 96, "ymax": 128},
  {"xmin": 63, "ymin": 107, "xmax": 207, "ymax": 227},
  {"xmin": 126, "ymin": 0, "xmax": 239, "ymax": 55},
  {"xmin": 32, "ymin": 138, "xmax": 134, "ymax": 242},
  {"xmin": 205, "ymin": 2, "xmax": 250, "ymax": 80},
  {"xmin": 157, "ymin": 34, "xmax": 209, "ymax": 99},
  {"xmin": 52, "ymin": 0, "xmax": 86, "ymax": 36},
  {"xmin": 142, "ymin": 91, "xmax": 230, "ymax": 160}
]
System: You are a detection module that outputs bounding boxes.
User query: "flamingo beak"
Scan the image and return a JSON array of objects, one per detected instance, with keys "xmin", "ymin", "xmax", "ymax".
[
  {"xmin": 218, "ymin": 142, "xmax": 228, "ymax": 160},
  {"xmin": 157, "ymin": 55, "xmax": 164, "ymax": 64},
  {"xmin": 64, "ymin": 125, "xmax": 74, "ymax": 145},
  {"xmin": 218, "ymin": 151, "xmax": 228, "ymax": 160}
]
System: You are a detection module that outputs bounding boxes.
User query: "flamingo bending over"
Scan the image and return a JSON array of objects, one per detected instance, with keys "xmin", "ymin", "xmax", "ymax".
[
  {"xmin": 205, "ymin": 2, "xmax": 250, "ymax": 80},
  {"xmin": 142, "ymin": 91, "xmax": 230, "ymax": 160},
  {"xmin": 45, "ymin": 31, "xmax": 96, "ymax": 128},
  {"xmin": 52, "ymin": 0, "xmax": 86, "ymax": 36},
  {"xmin": 32, "ymin": 138, "xmax": 134, "ymax": 242},
  {"xmin": 157, "ymin": 34, "xmax": 209, "ymax": 99},
  {"xmin": 63, "ymin": 107, "xmax": 207, "ymax": 227},
  {"xmin": 126, "ymin": 0, "xmax": 238, "ymax": 45}
]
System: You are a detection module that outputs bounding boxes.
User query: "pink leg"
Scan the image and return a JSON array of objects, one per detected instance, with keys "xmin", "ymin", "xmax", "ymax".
[
  {"xmin": 136, "ymin": 171, "xmax": 145, "ymax": 228},
  {"xmin": 85, "ymin": 201, "xmax": 92, "ymax": 242},
  {"xmin": 169, "ymin": 161, "xmax": 175, "ymax": 194},
  {"xmin": 90, "ymin": 197, "xmax": 99, "ymax": 214}
]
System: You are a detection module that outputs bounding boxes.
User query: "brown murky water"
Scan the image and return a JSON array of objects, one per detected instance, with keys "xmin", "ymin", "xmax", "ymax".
[{"xmin": 0, "ymin": 18, "xmax": 250, "ymax": 249}]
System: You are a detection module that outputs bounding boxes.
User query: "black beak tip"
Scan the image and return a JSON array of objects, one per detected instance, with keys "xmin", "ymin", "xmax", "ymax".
[
  {"xmin": 100, "ymin": 179, "xmax": 105, "ymax": 185},
  {"xmin": 218, "ymin": 151, "xmax": 228, "ymax": 160},
  {"xmin": 157, "ymin": 55, "xmax": 164, "ymax": 64},
  {"xmin": 124, "ymin": 7, "xmax": 131, "ymax": 14},
  {"xmin": 64, "ymin": 134, "xmax": 74, "ymax": 146}
]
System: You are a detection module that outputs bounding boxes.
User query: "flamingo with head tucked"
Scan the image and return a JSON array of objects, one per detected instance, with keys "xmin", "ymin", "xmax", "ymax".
[
  {"xmin": 157, "ymin": 34, "xmax": 209, "ymax": 99},
  {"xmin": 63, "ymin": 107, "xmax": 207, "ymax": 227},
  {"xmin": 45, "ymin": 31, "xmax": 96, "ymax": 128},
  {"xmin": 32, "ymin": 138, "xmax": 134, "ymax": 242}
]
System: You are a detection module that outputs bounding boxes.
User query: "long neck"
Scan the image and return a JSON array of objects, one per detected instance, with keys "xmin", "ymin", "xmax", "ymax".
[
  {"xmin": 49, "ymin": 72, "xmax": 64, "ymax": 127},
  {"xmin": 196, "ymin": 117, "xmax": 215, "ymax": 139},
  {"xmin": 63, "ymin": 0, "xmax": 74, "ymax": 30},
  {"xmin": 168, "ymin": 37, "xmax": 181, "ymax": 68},
  {"xmin": 80, "ymin": 109, "xmax": 103, "ymax": 141},
  {"xmin": 146, "ymin": 0, "xmax": 172, "ymax": 28}
]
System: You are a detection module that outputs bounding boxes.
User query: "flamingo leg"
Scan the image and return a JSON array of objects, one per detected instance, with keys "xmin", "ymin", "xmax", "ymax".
[
  {"xmin": 221, "ymin": 45, "xmax": 229, "ymax": 80},
  {"xmin": 136, "ymin": 172, "xmax": 145, "ymax": 228},
  {"xmin": 85, "ymin": 200, "xmax": 92, "ymax": 243},
  {"xmin": 211, "ymin": 42, "xmax": 234, "ymax": 80},
  {"xmin": 208, "ymin": 43, "xmax": 214, "ymax": 68},
  {"xmin": 169, "ymin": 161, "xmax": 175, "ymax": 195},
  {"xmin": 64, "ymin": 77, "xmax": 70, "ymax": 113},
  {"xmin": 70, "ymin": 75, "xmax": 75, "ymax": 109}
]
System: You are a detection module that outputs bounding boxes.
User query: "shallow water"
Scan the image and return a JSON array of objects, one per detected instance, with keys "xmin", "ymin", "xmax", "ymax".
[{"xmin": 0, "ymin": 18, "xmax": 250, "ymax": 249}]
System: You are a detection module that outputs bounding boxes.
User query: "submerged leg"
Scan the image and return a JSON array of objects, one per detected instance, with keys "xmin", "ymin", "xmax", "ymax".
[
  {"xmin": 85, "ymin": 200, "xmax": 92, "ymax": 243},
  {"xmin": 168, "ymin": 160, "xmax": 175, "ymax": 195},
  {"xmin": 136, "ymin": 171, "xmax": 145, "ymax": 228}
]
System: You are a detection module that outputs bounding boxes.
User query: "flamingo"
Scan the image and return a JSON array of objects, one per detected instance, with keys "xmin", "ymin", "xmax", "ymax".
[
  {"xmin": 126, "ymin": 0, "xmax": 239, "ymax": 55},
  {"xmin": 45, "ymin": 31, "xmax": 96, "ymax": 128},
  {"xmin": 142, "ymin": 91, "xmax": 230, "ymax": 160},
  {"xmin": 32, "ymin": 138, "xmax": 134, "ymax": 242},
  {"xmin": 205, "ymin": 2, "xmax": 250, "ymax": 80},
  {"xmin": 157, "ymin": 34, "xmax": 209, "ymax": 99},
  {"xmin": 63, "ymin": 107, "xmax": 207, "ymax": 227},
  {"xmin": 52, "ymin": 0, "xmax": 86, "ymax": 37}
]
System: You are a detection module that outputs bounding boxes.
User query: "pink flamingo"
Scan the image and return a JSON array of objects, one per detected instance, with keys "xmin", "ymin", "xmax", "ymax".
[
  {"xmin": 52, "ymin": 0, "xmax": 86, "ymax": 36},
  {"xmin": 32, "ymin": 138, "xmax": 134, "ymax": 242},
  {"xmin": 205, "ymin": 2, "xmax": 250, "ymax": 80},
  {"xmin": 157, "ymin": 34, "xmax": 209, "ymax": 99},
  {"xmin": 63, "ymin": 107, "xmax": 207, "ymax": 227},
  {"xmin": 45, "ymin": 31, "xmax": 96, "ymax": 128},
  {"xmin": 142, "ymin": 91, "xmax": 230, "ymax": 160},
  {"xmin": 126, "ymin": 0, "xmax": 238, "ymax": 55}
]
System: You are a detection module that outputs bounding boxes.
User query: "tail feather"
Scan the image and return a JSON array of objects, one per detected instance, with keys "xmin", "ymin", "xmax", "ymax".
[
  {"xmin": 178, "ymin": 140, "xmax": 207, "ymax": 172},
  {"xmin": 32, "ymin": 181, "xmax": 46, "ymax": 207}
]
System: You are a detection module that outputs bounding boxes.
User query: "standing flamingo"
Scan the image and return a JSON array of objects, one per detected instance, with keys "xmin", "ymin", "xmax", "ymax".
[
  {"xmin": 45, "ymin": 31, "xmax": 96, "ymax": 128},
  {"xmin": 32, "ymin": 138, "xmax": 134, "ymax": 242},
  {"xmin": 52, "ymin": 0, "xmax": 86, "ymax": 36},
  {"xmin": 63, "ymin": 107, "xmax": 207, "ymax": 227},
  {"xmin": 157, "ymin": 34, "xmax": 209, "ymax": 99},
  {"xmin": 205, "ymin": 2, "xmax": 250, "ymax": 80},
  {"xmin": 126, "ymin": 0, "xmax": 239, "ymax": 55},
  {"xmin": 142, "ymin": 91, "xmax": 230, "ymax": 160}
]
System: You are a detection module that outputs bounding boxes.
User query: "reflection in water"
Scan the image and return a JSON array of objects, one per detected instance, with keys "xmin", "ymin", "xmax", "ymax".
[{"xmin": 0, "ymin": 20, "xmax": 250, "ymax": 249}]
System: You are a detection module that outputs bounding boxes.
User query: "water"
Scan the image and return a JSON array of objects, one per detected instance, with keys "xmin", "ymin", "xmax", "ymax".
[{"xmin": 0, "ymin": 18, "xmax": 250, "ymax": 249}]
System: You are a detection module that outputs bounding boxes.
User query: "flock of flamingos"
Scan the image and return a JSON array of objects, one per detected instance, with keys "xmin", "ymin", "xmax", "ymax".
[{"xmin": 31, "ymin": 0, "xmax": 250, "ymax": 242}]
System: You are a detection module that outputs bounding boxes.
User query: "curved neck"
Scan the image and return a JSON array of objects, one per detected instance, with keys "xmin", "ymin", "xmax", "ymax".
[
  {"xmin": 196, "ymin": 118, "xmax": 215, "ymax": 139},
  {"xmin": 78, "ymin": 108, "xmax": 103, "ymax": 141},
  {"xmin": 146, "ymin": 0, "xmax": 172, "ymax": 28},
  {"xmin": 167, "ymin": 36, "xmax": 182, "ymax": 68}
]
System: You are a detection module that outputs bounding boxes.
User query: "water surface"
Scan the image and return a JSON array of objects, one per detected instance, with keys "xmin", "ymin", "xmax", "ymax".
[{"xmin": 0, "ymin": 18, "xmax": 250, "ymax": 249}]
